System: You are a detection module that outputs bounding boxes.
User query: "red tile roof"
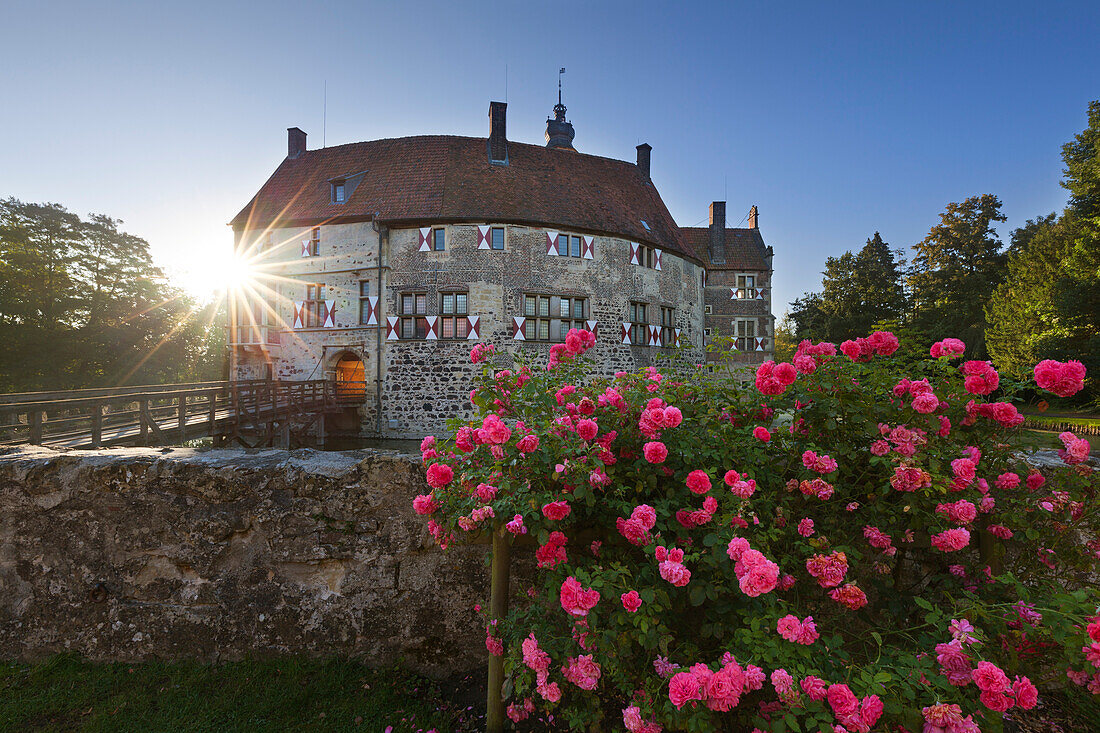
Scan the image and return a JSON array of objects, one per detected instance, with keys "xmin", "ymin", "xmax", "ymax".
[
  {"xmin": 231, "ymin": 135, "xmax": 695, "ymax": 260},
  {"xmin": 680, "ymin": 227, "xmax": 771, "ymax": 271}
]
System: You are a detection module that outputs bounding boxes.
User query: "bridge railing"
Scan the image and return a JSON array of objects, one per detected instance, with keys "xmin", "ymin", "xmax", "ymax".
[{"xmin": 0, "ymin": 380, "xmax": 335, "ymax": 448}]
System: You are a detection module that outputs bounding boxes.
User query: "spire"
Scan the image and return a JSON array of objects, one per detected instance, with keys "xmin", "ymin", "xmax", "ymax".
[{"xmin": 546, "ymin": 67, "xmax": 576, "ymax": 150}]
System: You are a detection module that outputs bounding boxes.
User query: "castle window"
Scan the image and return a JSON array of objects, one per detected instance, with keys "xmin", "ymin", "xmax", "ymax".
[
  {"xmin": 307, "ymin": 227, "xmax": 320, "ymax": 257},
  {"xmin": 433, "ymin": 228, "xmax": 446, "ymax": 251},
  {"xmin": 704, "ymin": 305, "xmax": 713, "ymax": 315},
  {"xmin": 491, "ymin": 227, "xmax": 505, "ymax": 250},
  {"xmin": 440, "ymin": 292, "xmax": 468, "ymax": 339},
  {"xmin": 558, "ymin": 296, "xmax": 588, "ymax": 340},
  {"xmin": 660, "ymin": 307, "xmax": 676, "ymax": 346},
  {"xmin": 734, "ymin": 274, "xmax": 757, "ymax": 299},
  {"xmin": 304, "ymin": 283, "xmax": 325, "ymax": 328},
  {"xmin": 332, "ymin": 181, "xmax": 346, "ymax": 203},
  {"xmin": 641, "ymin": 220, "xmax": 650, "ymax": 231},
  {"xmin": 400, "ymin": 292, "xmax": 428, "ymax": 339},
  {"xmin": 556, "ymin": 234, "xmax": 583, "ymax": 258},
  {"xmin": 634, "ymin": 243, "xmax": 660, "ymax": 269},
  {"xmin": 523, "ymin": 293, "xmax": 587, "ymax": 342},
  {"xmin": 735, "ymin": 318, "xmax": 756, "ymax": 351},
  {"xmin": 629, "ymin": 301, "xmax": 648, "ymax": 345}
]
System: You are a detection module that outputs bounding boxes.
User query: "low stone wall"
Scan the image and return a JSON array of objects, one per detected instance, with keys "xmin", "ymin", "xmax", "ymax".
[{"xmin": 0, "ymin": 446, "xmax": 487, "ymax": 676}]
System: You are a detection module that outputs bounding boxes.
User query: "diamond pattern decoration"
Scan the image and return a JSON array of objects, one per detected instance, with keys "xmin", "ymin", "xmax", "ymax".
[
  {"xmin": 582, "ymin": 235, "xmax": 594, "ymax": 260},
  {"xmin": 477, "ymin": 225, "xmax": 491, "ymax": 250},
  {"xmin": 621, "ymin": 322, "xmax": 632, "ymax": 345},
  {"xmin": 545, "ymin": 231, "xmax": 558, "ymax": 256},
  {"xmin": 292, "ymin": 302, "xmax": 305, "ymax": 329},
  {"xmin": 322, "ymin": 300, "xmax": 336, "ymax": 328},
  {"xmin": 629, "ymin": 242, "xmax": 640, "ymax": 265},
  {"xmin": 512, "ymin": 317, "xmax": 526, "ymax": 340},
  {"xmin": 466, "ymin": 316, "xmax": 480, "ymax": 340},
  {"xmin": 418, "ymin": 227, "xmax": 432, "ymax": 252},
  {"xmin": 365, "ymin": 296, "xmax": 379, "ymax": 326},
  {"xmin": 386, "ymin": 316, "xmax": 399, "ymax": 341},
  {"xmin": 654, "ymin": 248, "xmax": 662, "ymax": 271},
  {"xmin": 424, "ymin": 315, "xmax": 439, "ymax": 340}
]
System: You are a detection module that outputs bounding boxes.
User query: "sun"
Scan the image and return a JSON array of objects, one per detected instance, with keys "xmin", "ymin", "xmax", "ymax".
[{"xmin": 180, "ymin": 248, "xmax": 260, "ymax": 300}]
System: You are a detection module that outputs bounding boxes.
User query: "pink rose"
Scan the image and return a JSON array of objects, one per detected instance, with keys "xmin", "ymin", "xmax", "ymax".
[
  {"xmin": 668, "ymin": 671, "xmax": 703, "ymax": 709},
  {"xmin": 753, "ymin": 426, "xmax": 771, "ymax": 442},
  {"xmin": 542, "ymin": 501, "xmax": 571, "ymax": 521},
  {"xmin": 643, "ymin": 441, "xmax": 668, "ymax": 464},
  {"xmin": 425, "ymin": 462, "xmax": 453, "ymax": 488},
  {"xmin": 559, "ymin": 577, "xmax": 599, "ymax": 617},
  {"xmin": 686, "ymin": 469, "xmax": 712, "ymax": 495},
  {"xmin": 576, "ymin": 418, "xmax": 598, "ymax": 441},
  {"xmin": 621, "ymin": 590, "xmax": 642, "ymax": 612}
]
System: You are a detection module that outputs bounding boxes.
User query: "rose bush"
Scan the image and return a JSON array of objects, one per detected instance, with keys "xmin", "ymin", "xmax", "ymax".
[{"xmin": 414, "ymin": 331, "xmax": 1099, "ymax": 731}]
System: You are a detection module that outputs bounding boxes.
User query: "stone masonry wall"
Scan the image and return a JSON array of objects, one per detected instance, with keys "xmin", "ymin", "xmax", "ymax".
[
  {"xmin": 234, "ymin": 220, "xmax": 705, "ymax": 438},
  {"xmin": 0, "ymin": 446, "xmax": 487, "ymax": 677}
]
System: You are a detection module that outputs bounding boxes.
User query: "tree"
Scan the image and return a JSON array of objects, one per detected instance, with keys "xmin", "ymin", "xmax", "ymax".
[
  {"xmin": 818, "ymin": 233, "xmax": 907, "ymax": 342},
  {"xmin": 908, "ymin": 194, "xmax": 1007, "ymax": 358},
  {"xmin": 1062, "ymin": 100, "xmax": 1100, "ymax": 220},
  {"xmin": 0, "ymin": 198, "xmax": 223, "ymax": 392},
  {"xmin": 987, "ymin": 101, "xmax": 1100, "ymax": 398},
  {"xmin": 786, "ymin": 292, "xmax": 828, "ymax": 342}
]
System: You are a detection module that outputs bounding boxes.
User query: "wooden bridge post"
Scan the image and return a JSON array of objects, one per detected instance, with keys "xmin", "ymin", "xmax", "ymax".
[
  {"xmin": 29, "ymin": 410, "xmax": 43, "ymax": 445},
  {"xmin": 208, "ymin": 389, "xmax": 217, "ymax": 439},
  {"xmin": 177, "ymin": 391, "xmax": 187, "ymax": 445},
  {"xmin": 90, "ymin": 402, "xmax": 103, "ymax": 448},
  {"xmin": 139, "ymin": 399, "xmax": 149, "ymax": 444}
]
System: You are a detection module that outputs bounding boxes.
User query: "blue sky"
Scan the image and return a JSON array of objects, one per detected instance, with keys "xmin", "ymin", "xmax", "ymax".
[{"xmin": 2, "ymin": 0, "xmax": 1097, "ymax": 314}]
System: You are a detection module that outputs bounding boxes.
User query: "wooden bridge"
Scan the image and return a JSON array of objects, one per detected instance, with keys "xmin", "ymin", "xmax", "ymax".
[{"xmin": 0, "ymin": 379, "xmax": 367, "ymax": 450}]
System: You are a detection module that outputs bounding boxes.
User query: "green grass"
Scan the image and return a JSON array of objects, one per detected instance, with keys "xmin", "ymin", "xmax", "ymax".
[{"xmin": 0, "ymin": 655, "xmax": 483, "ymax": 732}]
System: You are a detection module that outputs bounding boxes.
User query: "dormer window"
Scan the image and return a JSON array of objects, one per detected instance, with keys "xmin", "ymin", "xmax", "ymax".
[
  {"xmin": 641, "ymin": 220, "xmax": 651, "ymax": 231},
  {"xmin": 332, "ymin": 180, "xmax": 346, "ymax": 204}
]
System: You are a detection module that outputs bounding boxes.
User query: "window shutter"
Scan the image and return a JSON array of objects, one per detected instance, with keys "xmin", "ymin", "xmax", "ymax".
[
  {"xmin": 301, "ymin": 239, "xmax": 311, "ymax": 258},
  {"xmin": 582, "ymin": 236, "xmax": 594, "ymax": 260},
  {"xmin": 654, "ymin": 248, "xmax": 663, "ymax": 271},
  {"xmin": 323, "ymin": 300, "xmax": 336, "ymax": 328},
  {"xmin": 648, "ymin": 325, "xmax": 661, "ymax": 347},
  {"xmin": 418, "ymin": 227, "xmax": 432, "ymax": 252},
  {"xmin": 512, "ymin": 317, "xmax": 526, "ymax": 340},
  {"xmin": 629, "ymin": 242, "xmax": 640, "ymax": 266},
  {"xmin": 675, "ymin": 327, "xmax": 682, "ymax": 347},
  {"xmin": 477, "ymin": 225, "xmax": 491, "ymax": 250},
  {"xmin": 293, "ymin": 302, "xmax": 305, "ymax": 329},
  {"xmin": 756, "ymin": 287, "xmax": 765, "ymax": 301},
  {"xmin": 755, "ymin": 337, "xmax": 766, "ymax": 352},
  {"xmin": 425, "ymin": 315, "xmax": 439, "ymax": 340},
  {"xmin": 545, "ymin": 231, "xmax": 558, "ymax": 256},
  {"xmin": 466, "ymin": 316, "xmax": 480, "ymax": 340},
  {"xmin": 585, "ymin": 319, "xmax": 598, "ymax": 338},
  {"xmin": 365, "ymin": 296, "xmax": 379, "ymax": 326},
  {"xmin": 730, "ymin": 287, "xmax": 739, "ymax": 300},
  {"xmin": 621, "ymin": 322, "xmax": 632, "ymax": 345},
  {"xmin": 386, "ymin": 317, "xmax": 399, "ymax": 341}
]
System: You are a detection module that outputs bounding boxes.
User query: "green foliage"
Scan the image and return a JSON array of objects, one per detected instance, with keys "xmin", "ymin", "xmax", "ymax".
[
  {"xmin": 0, "ymin": 654, "xmax": 480, "ymax": 731},
  {"xmin": 908, "ymin": 194, "xmax": 1007, "ymax": 359},
  {"xmin": 985, "ymin": 101, "xmax": 1100, "ymax": 399},
  {"xmin": 814, "ymin": 233, "xmax": 908, "ymax": 343},
  {"xmin": 0, "ymin": 198, "xmax": 222, "ymax": 392},
  {"xmin": 419, "ymin": 340, "xmax": 1100, "ymax": 731}
]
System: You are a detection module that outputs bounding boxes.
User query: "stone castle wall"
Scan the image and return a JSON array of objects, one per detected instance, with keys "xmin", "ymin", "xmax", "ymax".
[
  {"xmin": 0, "ymin": 446, "xmax": 487, "ymax": 676},
  {"xmin": 234, "ymin": 220, "xmax": 705, "ymax": 438}
]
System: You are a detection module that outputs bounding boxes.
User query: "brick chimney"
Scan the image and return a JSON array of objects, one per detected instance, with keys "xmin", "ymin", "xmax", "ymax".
[
  {"xmin": 287, "ymin": 127, "xmax": 306, "ymax": 159},
  {"xmin": 488, "ymin": 101, "xmax": 508, "ymax": 164},
  {"xmin": 636, "ymin": 143, "xmax": 652, "ymax": 180},
  {"xmin": 748, "ymin": 205, "xmax": 759, "ymax": 229},
  {"xmin": 708, "ymin": 201, "xmax": 726, "ymax": 264}
]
